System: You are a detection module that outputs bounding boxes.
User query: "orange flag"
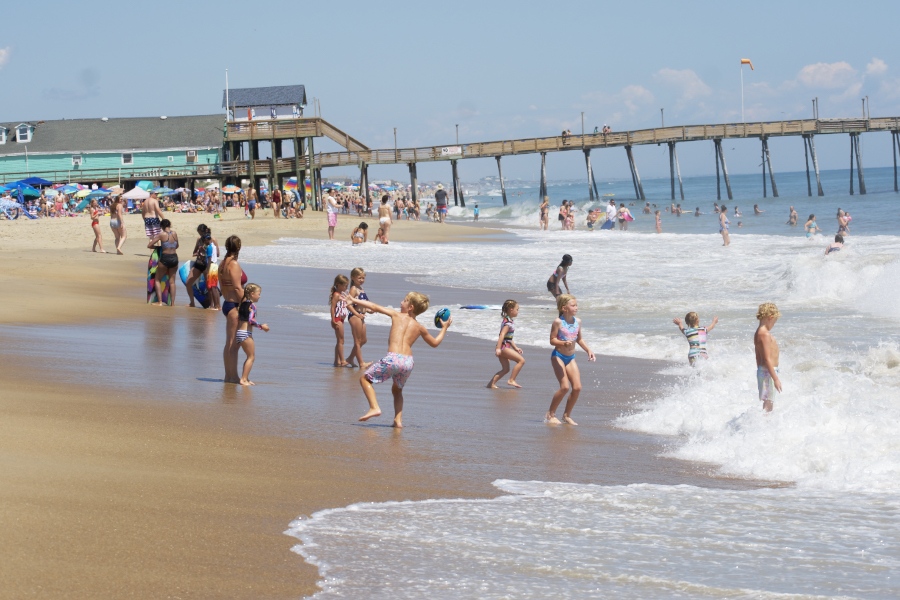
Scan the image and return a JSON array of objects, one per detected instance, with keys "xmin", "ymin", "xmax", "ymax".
[{"xmin": 741, "ymin": 58, "xmax": 754, "ymax": 70}]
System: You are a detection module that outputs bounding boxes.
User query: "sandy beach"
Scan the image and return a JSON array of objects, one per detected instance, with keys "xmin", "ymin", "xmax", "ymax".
[{"xmin": 0, "ymin": 209, "xmax": 775, "ymax": 599}]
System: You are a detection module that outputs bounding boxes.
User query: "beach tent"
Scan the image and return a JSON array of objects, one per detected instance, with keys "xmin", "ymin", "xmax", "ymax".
[
  {"xmin": 20, "ymin": 177, "xmax": 53, "ymax": 186},
  {"xmin": 122, "ymin": 187, "xmax": 150, "ymax": 200}
]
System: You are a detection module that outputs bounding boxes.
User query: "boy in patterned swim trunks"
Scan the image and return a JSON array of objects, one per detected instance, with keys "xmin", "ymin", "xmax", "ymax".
[
  {"xmin": 342, "ymin": 290, "xmax": 452, "ymax": 428},
  {"xmin": 754, "ymin": 302, "xmax": 782, "ymax": 412}
]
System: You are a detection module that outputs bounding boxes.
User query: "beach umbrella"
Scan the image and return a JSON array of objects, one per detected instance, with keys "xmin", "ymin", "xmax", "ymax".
[
  {"xmin": 283, "ymin": 178, "xmax": 297, "ymax": 190},
  {"xmin": 108, "ymin": 185, "xmax": 124, "ymax": 194},
  {"xmin": 135, "ymin": 181, "xmax": 154, "ymax": 191},
  {"xmin": 44, "ymin": 189, "xmax": 59, "ymax": 197},
  {"xmin": 122, "ymin": 187, "xmax": 150, "ymax": 200},
  {"xmin": 221, "ymin": 185, "xmax": 241, "ymax": 193},
  {"xmin": 75, "ymin": 189, "xmax": 92, "ymax": 198},
  {"xmin": 87, "ymin": 190, "xmax": 110, "ymax": 199},
  {"xmin": 152, "ymin": 186, "xmax": 173, "ymax": 194}
]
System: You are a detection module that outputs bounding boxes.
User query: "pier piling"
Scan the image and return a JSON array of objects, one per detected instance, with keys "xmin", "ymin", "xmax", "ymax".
[
  {"xmin": 539, "ymin": 153, "xmax": 547, "ymax": 199},
  {"xmin": 715, "ymin": 142, "xmax": 721, "ymax": 200},
  {"xmin": 495, "ymin": 156, "xmax": 508, "ymax": 206},
  {"xmin": 715, "ymin": 139, "xmax": 734, "ymax": 200},
  {"xmin": 408, "ymin": 162, "xmax": 418, "ymax": 204},
  {"xmin": 763, "ymin": 138, "xmax": 778, "ymax": 197},
  {"xmin": 625, "ymin": 146, "xmax": 645, "ymax": 200},
  {"xmin": 584, "ymin": 149, "xmax": 595, "ymax": 201},
  {"xmin": 308, "ymin": 137, "xmax": 317, "ymax": 209},
  {"xmin": 803, "ymin": 136, "xmax": 812, "ymax": 197},
  {"xmin": 673, "ymin": 144, "xmax": 684, "ymax": 200},
  {"xmin": 668, "ymin": 142, "xmax": 675, "ymax": 200},
  {"xmin": 451, "ymin": 159, "xmax": 460, "ymax": 207},
  {"xmin": 808, "ymin": 135, "xmax": 824, "ymax": 196},
  {"xmin": 893, "ymin": 131, "xmax": 898, "ymax": 192},
  {"xmin": 854, "ymin": 134, "xmax": 867, "ymax": 195},
  {"xmin": 761, "ymin": 140, "xmax": 767, "ymax": 198}
]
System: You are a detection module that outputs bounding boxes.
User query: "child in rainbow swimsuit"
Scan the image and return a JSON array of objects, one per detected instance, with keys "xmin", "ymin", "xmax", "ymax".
[
  {"xmin": 546, "ymin": 294, "xmax": 595, "ymax": 425},
  {"xmin": 342, "ymin": 291, "xmax": 452, "ymax": 428},
  {"xmin": 487, "ymin": 300, "xmax": 526, "ymax": 389},
  {"xmin": 673, "ymin": 311, "xmax": 719, "ymax": 366}
]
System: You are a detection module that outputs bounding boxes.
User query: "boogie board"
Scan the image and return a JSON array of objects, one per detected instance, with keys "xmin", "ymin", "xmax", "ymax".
[
  {"xmin": 460, "ymin": 305, "xmax": 502, "ymax": 310},
  {"xmin": 147, "ymin": 248, "xmax": 173, "ymax": 305},
  {"xmin": 178, "ymin": 261, "xmax": 211, "ymax": 308},
  {"xmin": 600, "ymin": 220, "xmax": 615, "ymax": 230},
  {"xmin": 623, "ymin": 213, "xmax": 634, "ymax": 221}
]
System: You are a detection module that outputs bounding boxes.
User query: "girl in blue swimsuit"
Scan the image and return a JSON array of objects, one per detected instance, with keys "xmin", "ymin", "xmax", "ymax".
[
  {"xmin": 547, "ymin": 294, "xmax": 595, "ymax": 425},
  {"xmin": 346, "ymin": 267, "xmax": 372, "ymax": 369}
]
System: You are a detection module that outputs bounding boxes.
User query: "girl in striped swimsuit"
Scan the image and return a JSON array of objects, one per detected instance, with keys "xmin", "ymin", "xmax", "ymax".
[
  {"xmin": 330, "ymin": 274, "xmax": 350, "ymax": 367},
  {"xmin": 236, "ymin": 284, "xmax": 269, "ymax": 386},
  {"xmin": 487, "ymin": 300, "xmax": 526, "ymax": 389},
  {"xmin": 673, "ymin": 312, "xmax": 719, "ymax": 366}
]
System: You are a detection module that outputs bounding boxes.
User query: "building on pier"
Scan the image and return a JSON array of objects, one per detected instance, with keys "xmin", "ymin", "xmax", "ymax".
[{"xmin": 224, "ymin": 85, "xmax": 307, "ymax": 122}]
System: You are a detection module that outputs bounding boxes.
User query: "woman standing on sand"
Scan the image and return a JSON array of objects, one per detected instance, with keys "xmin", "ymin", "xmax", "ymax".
[
  {"xmin": 147, "ymin": 219, "xmax": 179, "ymax": 306},
  {"xmin": 89, "ymin": 199, "xmax": 106, "ymax": 253},
  {"xmin": 220, "ymin": 236, "xmax": 245, "ymax": 383},
  {"xmin": 109, "ymin": 196, "xmax": 127, "ymax": 255}
]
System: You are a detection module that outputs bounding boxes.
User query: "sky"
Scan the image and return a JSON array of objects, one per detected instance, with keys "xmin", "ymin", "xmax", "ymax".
[{"xmin": 2, "ymin": 0, "xmax": 899, "ymax": 184}]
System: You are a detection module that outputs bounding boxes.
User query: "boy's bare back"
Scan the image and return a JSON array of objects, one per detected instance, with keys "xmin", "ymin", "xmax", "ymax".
[{"xmin": 387, "ymin": 312, "xmax": 428, "ymax": 355}]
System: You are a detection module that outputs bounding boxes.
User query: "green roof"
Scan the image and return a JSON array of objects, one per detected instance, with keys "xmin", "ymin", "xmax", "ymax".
[{"xmin": 0, "ymin": 115, "xmax": 224, "ymax": 156}]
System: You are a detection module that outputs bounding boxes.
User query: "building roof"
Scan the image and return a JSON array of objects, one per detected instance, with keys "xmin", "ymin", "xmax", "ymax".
[
  {"xmin": 0, "ymin": 115, "xmax": 224, "ymax": 156},
  {"xmin": 222, "ymin": 85, "xmax": 307, "ymax": 109}
]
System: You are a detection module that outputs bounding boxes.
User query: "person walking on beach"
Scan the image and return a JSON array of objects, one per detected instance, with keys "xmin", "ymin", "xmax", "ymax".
[
  {"xmin": 487, "ymin": 300, "xmax": 525, "ymax": 389},
  {"xmin": 142, "ymin": 192, "xmax": 163, "ymax": 239},
  {"xmin": 221, "ymin": 236, "xmax": 245, "ymax": 384},
  {"xmin": 235, "ymin": 283, "xmax": 269, "ymax": 386},
  {"xmin": 89, "ymin": 199, "xmax": 107, "ymax": 253},
  {"xmin": 434, "ymin": 184, "xmax": 448, "ymax": 224},
  {"xmin": 539, "ymin": 196, "xmax": 550, "ymax": 230},
  {"xmin": 378, "ymin": 196, "xmax": 393, "ymax": 243},
  {"xmin": 342, "ymin": 290, "xmax": 452, "ymax": 428},
  {"xmin": 754, "ymin": 302, "xmax": 782, "ymax": 412},
  {"xmin": 719, "ymin": 206, "xmax": 730, "ymax": 246},
  {"xmin": 247, "ymin": 188, "xmax": 258, "ymax": 220},
  {"xmin": 786, "ymin": 206, "xmax": 798, "ymax": 226},
  {"xmin": 673, "ymin": 312, "xmax": 719, "ymax": 366},
  {"xmin": 271, "ymin": 188, "xmax": 281, "ymax": 218},
  {"xmin": 147, "ymin": 219, "xmax": 179, "ymax": 307},
  {"xmin": 345, "ymin": 268, "xmax": 372, "ymax": 369},
  {"xmin": 547, "ymin": 254, "xmax": 572, "ymax": 298},
  {"xmin": 109, "ymin": 197, "xmax": 126, "ymax": 255},
  {"xmin": 546, "ymin": 294, "xmax": 595, "ymax": 425},
  {"xmin": 325, "ymin": 188, "xmax": 339, "ymax": 240}
]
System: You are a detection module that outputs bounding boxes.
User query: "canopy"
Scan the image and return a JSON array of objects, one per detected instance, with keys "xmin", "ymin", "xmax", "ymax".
[
  {"xmin": 152, "ymin": 187, "xmax": 173, "ymax": 194},
  {"xmin": 19, "ymin": 177, "xmax": 53, "ymax": 186},
  {"xmin": 135, "ymin": 181, "xmax": 154, "ymax": 191},
  {"xmin": 122, "ymin": 187, "xmax": 150, "ymax": 200}
]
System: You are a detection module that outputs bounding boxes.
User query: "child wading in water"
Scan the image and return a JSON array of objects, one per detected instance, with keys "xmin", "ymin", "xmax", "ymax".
[
  {"xmin": 345, "ymin": 268, "xmax": 372, "ymax": 369},
  {"xmin": 235, "ymin": 283, "xmax": 269, "ymax": 385},
  {"xmin": 673, "ymin": 312, "xmax": 719, "ymax": 366},
  {"xmin": 547, "ymin": 294, "xmax": 595, "ymax": 425},
  {"xmin": 487, "ymin": 300, "xmax": 525, "ymax": 388},
  {"xmin": 329, "ymin": 274, "xmax": 350, "ymax": 367},
  {"xmin": 754, "ymin": 302, "xmax": 782, "ymax": 412},
  {"xmin": 342, "ymin": 291, "xmax": 452, "ymax": 428}
]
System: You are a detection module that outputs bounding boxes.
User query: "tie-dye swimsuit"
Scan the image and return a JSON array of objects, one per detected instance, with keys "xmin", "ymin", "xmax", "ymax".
[
  {"xmin": 683, "ymin": 326, "xmax": 708, "ymax": 365},
  {"xmin": 551, "ymin": 317, "xmax": 580, "ymax": 366},
  {"xmin": 500, "ymin": 316, "xmax": 515, "ymax": 349},
  {"xmin": 365, "ymin": 352, "xmax": 415, "ymax": 389}
]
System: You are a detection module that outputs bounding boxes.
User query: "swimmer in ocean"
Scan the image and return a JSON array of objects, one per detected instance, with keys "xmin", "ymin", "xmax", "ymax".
[{"xmin": 825, "ymin": 234, "xmax": 844, "ymax": 256}]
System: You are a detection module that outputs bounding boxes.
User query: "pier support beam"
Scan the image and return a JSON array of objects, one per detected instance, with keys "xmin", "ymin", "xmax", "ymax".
[
  {"xmin": 359, "ymin": 161, "xmax": 368, "ymax": 205},
  {"xmin": 854, "ymin": 134, "xmax": 867, "ymax": 195},
  {"xmin": 807, "ymin": 135, "xmax": 824, "ymax": 197},
  {"xmin": 625, "ymin": 145, "xmax": 645, "ymax": 200},
  {"xmin": 451, "ymin": 160, "xmax": 465, "ymax": 207},
  {"xmin": 762, "ymin": 138, "xmax": 778, "ymax": 197},
  {"xmin": 408, "ymin": 162, "xmax": 418, "ymax": 204},
  {"xmin": 451, "ymin": 160, "xmax": 459, "ymax": 206},
  {"xmin": 495, "ymin": 156, "xmax": 508, "ymax": 206},
  {"xmin": 714, "ymin": 139, "xmax": 734, "ymax": 200},
  {"xmin": 673, "ymin": 143, "xmax": 684, "ymax": 200},
  {"xmin": 248, "ymin": 140, "xmax": 256, "ymax": 192},
  {"xmin": 761, "ymin": 139, "xmax": 767, "ymax": 198},
  {"xmin": 803, "ymin": 136, "xmax": 812, "ymax": 197},
  {"xmin": 893, "ymin": 131, "xmax": 899, "ymax": 193},
  {"xmin": 307, "ymin": 137, "xmax": 317, "ymax": 210},
  {"xmin": 668, "ymin": 142, "xmax": 676, "ymax": 200},
  {"xmin": 849, "ymin": 134, "xmax": 855, "ymax": 195},
  {"xmin": 584, "ymin": 149, "xmax": 595, "ymax": 201},
  {"xmin": 539, "ymin": 152, "xmax": 547, "ymax": 199}
]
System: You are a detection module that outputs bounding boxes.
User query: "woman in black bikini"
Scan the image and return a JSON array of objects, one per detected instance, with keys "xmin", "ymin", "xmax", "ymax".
[
  {"xmin": 147, "ymin": 219, "xmax": 178, "ymax": 306},
  {"xmin": 220, "ymin": 236, "xmax": 245, "ymax": 383},
  {"xmin": 547, "ymin": 254, "xmax": 572, "ymax": 298}
]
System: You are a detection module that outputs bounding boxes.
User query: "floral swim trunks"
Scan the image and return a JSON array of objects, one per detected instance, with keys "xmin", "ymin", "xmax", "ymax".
[
  {"xmin": 757, "ymin": 366, "xmax": 779, "ymax": 403},
  {"xmin": 327, "ymin": 212, "xmax": 338, "ymax": 227},
  {"xmin": 365, "ymin": 352, "xmax": 415, "ymax": 389}
]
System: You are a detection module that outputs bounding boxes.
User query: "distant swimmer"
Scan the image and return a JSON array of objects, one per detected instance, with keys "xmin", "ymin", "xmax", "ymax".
[
  {"xmin": 837, "ymin": 209, "xmax": 850, "ymax": 237},
  {"xmin": 546, "ymin": 294, "xmax": 595, "ymax": 425},
  {"xmin": 673, "ymin": 311, "xmax": 719, "ymax": 366},
  {"xmin": 487, "ymin": 300, "xmax": 525, "ymax": 389},
  {"xmin": 539, "ymin": 196, "xmax": 550, "ymax": 230},
  {"xmin": 343, "ymin": 290, "xmax": 452, "ymax": 428},
  {"xmin": 734, "ymin": 206, "xmax": 742, "ymax": 218},
  {"xmin": 754, "ymin": 204, "xmax": 765, "ymax": 214},
  {"xmin": 719, "ymin": 206, "xmax": 730, "ymax": 246},
  {"xmin": 547, "ymin": 254, "xmax": 572, "ymax": 298},
  {"xmin": 805, "ymin": 214, "xmax": 821, "ymax": 238},
  {"xmin": 694, "ymin": 207, "xmax": 702, "ymax": 217},
  {"xmin": 754, "ymin": 303, "xmax": 782, "ymax": 412},
  {"xmin": 787, "ymin": 206, "xmax": 798, "ymax": 225},
  {"xmin": 643, "ymin": 202, "xmax": 651, "ymax": 214},
  {"xmin": 825, "ymin": 234, "xmax": 844, "ymax": 256},
  {"xmin": 655, "ymin": 210, "xmax": 662, "ymax": 233},
  {"xmin": 713, "ymin": 202, "xmax": 720, "ymax": 214}
]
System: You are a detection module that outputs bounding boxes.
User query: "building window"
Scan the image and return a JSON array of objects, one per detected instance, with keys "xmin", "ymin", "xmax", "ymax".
[
  {"xmin": 168, "ymin": 156, "xmax": 174, "ymax": 162},
  {"xmin": 72, "ymin": 155, "xmax": 82, "ymax": 167},
  {"xmin": 16, "ymin": 125, "xmax": 31, "ymax": 143},
  {"xmin": 186, "ymin": 150, "xmax": 197, "ymax": 163},
  {"xmin": 0, "ymin": 129, "xmax": 6, "ymax": 144},
  {"xmin": 122, "ymin": 153, "xmax": 134, "ymax": 165}
]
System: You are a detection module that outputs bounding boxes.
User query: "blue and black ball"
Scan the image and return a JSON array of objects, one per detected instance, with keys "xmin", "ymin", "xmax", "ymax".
[{"xmin": 434, "ymin": 307, "xmax": 451, "ymax": 328}]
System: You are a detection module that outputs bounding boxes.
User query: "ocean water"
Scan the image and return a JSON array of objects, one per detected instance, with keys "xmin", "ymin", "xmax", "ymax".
[{"xmin": 243, "ymin": 170, "xmax": 900, "ymax": 597}]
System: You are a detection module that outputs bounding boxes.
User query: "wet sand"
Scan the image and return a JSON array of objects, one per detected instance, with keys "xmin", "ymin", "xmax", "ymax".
[{"xmin": 0, "ymin": 213, "xmax": 776, "ymax": 599}]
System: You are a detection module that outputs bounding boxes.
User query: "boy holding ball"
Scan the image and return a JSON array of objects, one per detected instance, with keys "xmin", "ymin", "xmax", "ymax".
[{"xmin": 342, "ymin": 291, "xmax": 452, "ymax": 428}]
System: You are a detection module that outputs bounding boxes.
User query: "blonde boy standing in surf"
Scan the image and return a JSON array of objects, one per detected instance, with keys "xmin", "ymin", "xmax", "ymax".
[
  {"xmin": 342, "ymin": 291, "xmax": 452, "ymax": 428},
  {"xmin": 754, "ymin": 302, "xmax": 782, "ymax": 412}
]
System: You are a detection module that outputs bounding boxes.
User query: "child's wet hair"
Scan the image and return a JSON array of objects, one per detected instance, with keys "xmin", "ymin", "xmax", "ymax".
[
  {"xmin": 835, "ymin": 234, "xmax": 844, "ymax": 243},
  {"xmin": 556, "ymin": 294, "xmax": 576, "ymax": 313},
  {"xmin": 350, "ymin": 267, "xmax": 365, "ymax": 282},
  {"xmin": 160, "ymin": 219, "xmax": 171, "ymax": 229},
  {"xmin": 405, "ymin": 291, "xmax": 429, "ymax": 316},
  {"xmin": 560, "ymin": 254, "xmax": 573, "ymax": 266},
  {"xmin": 501, "ymin": 299, "xmax": 518, "ymax": 317},
  {"xmin": 358, "ymin": 222, "xmax": 368, "ymax": 230},
  {"xmin": 685, "ymin": 312, "xmax": 699, "ymax": 327},
  {"xmin": 756, "ymin": 302, "xmax": 781, "ymax": 320},
  {"xmin": 330, "ymin": 274, "xmax": 349, "ymax": 304},
  {"xmin": 242, "ymin": 283, "xmax": 261, "ymax": 301}
]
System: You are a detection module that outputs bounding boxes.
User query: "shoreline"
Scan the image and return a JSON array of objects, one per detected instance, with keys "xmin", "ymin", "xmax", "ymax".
[{"xmin": 1, "ymin": 211, "xmax": 783, "ymax": 599}]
